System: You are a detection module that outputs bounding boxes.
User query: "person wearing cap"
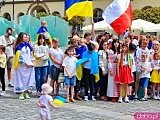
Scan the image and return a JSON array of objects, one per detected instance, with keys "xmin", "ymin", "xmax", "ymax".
[
  {"xmin": 37, "ymin": 83, "xmax": 58, "ymax": 120},
  {"xmin": 49, "ymin": 38, "xmax": 64, "ymax": 97}
]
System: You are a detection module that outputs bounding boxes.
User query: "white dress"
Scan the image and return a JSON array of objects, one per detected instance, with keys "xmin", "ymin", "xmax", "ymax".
[
  {"xmin": 107, "ymin": 50, "xmax": 119, "ymax": 97},
  {"xmin": 14, "ymin": 45, "xmax": 35, "ymax": 92}
]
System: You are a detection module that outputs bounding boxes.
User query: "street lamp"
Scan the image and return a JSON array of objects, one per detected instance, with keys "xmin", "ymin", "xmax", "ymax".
[{"xmin": 0, "ymin": 0, "xmax": 5, "ymax": 12}]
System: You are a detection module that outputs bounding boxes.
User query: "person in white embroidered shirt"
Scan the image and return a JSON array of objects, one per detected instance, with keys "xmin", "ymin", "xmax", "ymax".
[
  {"xmin": 0, "ymin": 28, "xmax": 17, "ymax": 87},
  {"xmin": 139, "ymin": 53, "xmax": 152, "ymax": 101}
]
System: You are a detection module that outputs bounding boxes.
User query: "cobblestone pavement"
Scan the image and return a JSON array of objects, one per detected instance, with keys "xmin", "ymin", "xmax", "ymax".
[{"xmin": 0, "ymin": 75, "xmax": 159, "ymax": 120}]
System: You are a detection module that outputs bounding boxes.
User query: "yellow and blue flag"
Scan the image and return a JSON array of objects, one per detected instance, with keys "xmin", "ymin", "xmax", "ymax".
[{"xmin": 65, "ymin": 0, "xmax": 93, "ymax": 20}]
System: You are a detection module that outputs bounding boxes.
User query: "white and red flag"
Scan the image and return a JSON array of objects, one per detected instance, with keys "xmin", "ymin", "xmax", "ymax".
[{"xmin": 102, "ymin": 0, "xmax": 132, "ymax": 35}]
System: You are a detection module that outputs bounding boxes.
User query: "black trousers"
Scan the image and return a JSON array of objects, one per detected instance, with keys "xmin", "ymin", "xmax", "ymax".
[
  {"xmin": 83, "ymin": 68, "xmax": 95, "ymax": 96},
  {"xmin": 99, "ymin": 68, "xmax": 108, "ymax": 96},
  {"xmin": 0, "ymin": 67, "xmax": 5, "ymax": 91}
]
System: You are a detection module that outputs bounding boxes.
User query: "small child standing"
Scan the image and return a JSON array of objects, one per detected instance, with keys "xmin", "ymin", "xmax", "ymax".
[
  {"xmin": 139, "ymin": 53, "xmax": 152, "ymax": 101},
  {"xmin": 62, "ymin": 46, "xmax": 77, "ymax": 103},
  {"xmin": 150, "ymin": 52, "xmax": 160, "ymax": 100},
  {"xmin": 0, "ymin": 45, "xmax": 6, "ymax": 95},
  {"xmin": 116, "ymin": 43, "xmax": 134, "ymax": 103},
  {"xmin": 37, "ymin": 83, "xmax": 58, "ymax": 120}
]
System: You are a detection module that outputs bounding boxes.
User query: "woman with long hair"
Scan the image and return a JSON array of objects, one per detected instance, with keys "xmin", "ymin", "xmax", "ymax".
[
  {"xmin": 107, "ymin": 39, "xmax": 120, "ymax": 102},
  {"xmin": 14, "ymin": 32, "xmax": 35, "ymax": 100}
]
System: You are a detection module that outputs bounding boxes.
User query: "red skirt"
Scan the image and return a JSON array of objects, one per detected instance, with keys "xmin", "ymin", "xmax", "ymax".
[{"xmin": 116, "ymin": 65, "xmax": 134, "ymax": 84}]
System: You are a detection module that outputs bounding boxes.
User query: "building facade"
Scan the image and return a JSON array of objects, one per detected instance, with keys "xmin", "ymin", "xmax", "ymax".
[{"xmin": 0, "ymin": 0, "xmax": 160, "ymax": 29}]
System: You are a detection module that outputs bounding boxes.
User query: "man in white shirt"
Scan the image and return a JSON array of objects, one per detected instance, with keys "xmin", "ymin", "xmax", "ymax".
[{"xmin": 0, "ymin": 28, "xmax": 17, "ymax": 87}]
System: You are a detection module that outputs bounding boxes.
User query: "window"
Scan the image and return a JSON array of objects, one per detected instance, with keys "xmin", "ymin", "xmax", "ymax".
[{"xmin": 93, "ymin": 8, "xmax": 103, "ymax": 23}]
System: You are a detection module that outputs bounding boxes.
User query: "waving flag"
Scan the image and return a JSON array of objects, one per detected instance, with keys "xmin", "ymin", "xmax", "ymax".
[
  {"xmin": 102, "ymin": 0, "xmax": 132, "ymax": 35},
  {"xmin": 65, "ymin": 0, "xmax": 93, "ymax": 20}
]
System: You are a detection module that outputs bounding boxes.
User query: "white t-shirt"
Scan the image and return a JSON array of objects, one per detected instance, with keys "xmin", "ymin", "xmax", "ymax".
[
  {"xmin": 62, "ymin": 56, "xmax": 77, "ymax": 76},
  {"xmin": 49, "ymin": 48, "xmax": 63, "ymax": 68},
  {"xmin": 0, "ymin": 35, "xmax": 16, "ymax": 57},
  {"xmin": 130, "ymin": 53, "xmax": 136, "ymax": 72},
  {"xmin": 136, "ymin": 47, "xmax": 150, "ymax": 62},
  {"xmin": 151, "ymin": 60, "xmax": 160, "ymax": 70},
  {"xmin": 139, "ymin": 62, "xmax": 152, "ymax": 79},
  {"xmin": 117, "ymin": 53, "xmax": 133, "ymax": 66},
  {"xmin": 34, "ymin": 45, "xmax": 49, "ymax": 67},
  {"xmin": 38, "ymin": 94, "xmax": 53, "ymax": 114}
]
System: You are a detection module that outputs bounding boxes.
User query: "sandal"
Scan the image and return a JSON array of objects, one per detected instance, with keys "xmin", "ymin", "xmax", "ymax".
[
  {"xmin": 75, "ymin": 96, "xmax": 82, "ymax": 100},
  {"xmin": 70, "ymin": 98, "xmax": 76, "ymax": 103}
]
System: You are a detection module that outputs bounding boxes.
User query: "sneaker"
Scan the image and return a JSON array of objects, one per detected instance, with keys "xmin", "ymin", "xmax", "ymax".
[
  {"xmin": 0, "ymin": 91, "xmax": 6, "ymax": 96},
  {"xmin": 134, "ymin": 95, "xmax": 138, "ymax": 99},
  {"xmin": 157, "ymin": 96, "xmax": 160, "ymax": 100},
  {"xmin": 36, "ymin": 91, "xmax": 41, "ymax": 97},
  {"xmin": 84, "ymin": 96, "xmax": 88, "ymax": 101},
  {"xmin": 92, "ymin": 96, "xmax": 96, "ymax": 101},
  {"xmin": 8, "ymin": 83, "xmax": 14, "ymax": 87},
  {"xmin": 25, "ymin": 93, "xmax": 30, "ymax": 99},
  {"xmin": 19, "ymin": 94, "xmax": 24, "ymax": 100},
  {"xmin": 124, "ymin": 97, "xmax": 129, "ymax": 103},
  {"xmin": 139, "ymin": 98, "xmax": 148, "ymax": 101},
  {"xmin": 153, "ymin": 96, "xmax": 158, "ymax": 100},
  {"xmin": 118, "ymin": 97, "xmax": 122, "ymax": 103}
]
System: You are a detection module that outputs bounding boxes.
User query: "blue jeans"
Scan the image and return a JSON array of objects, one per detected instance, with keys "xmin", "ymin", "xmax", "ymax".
[{"xmin": 35, "ymin": 66, "xmax": 48, "ymax": 92}]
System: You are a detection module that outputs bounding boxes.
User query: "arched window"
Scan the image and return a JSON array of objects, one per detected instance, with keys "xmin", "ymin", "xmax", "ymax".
[
  {"xmin": 17, "ymin": 12, "xmax": 25, "ymax": 23},
  {"xmin": 93, "ymin": 8, "xmax": 103, "ymax": 23},
  {"xmin": 3, "ymin": 13, "xmax": 11, "ymax": 21}
]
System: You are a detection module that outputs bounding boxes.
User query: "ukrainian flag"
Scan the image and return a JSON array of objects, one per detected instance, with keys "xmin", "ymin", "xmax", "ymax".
[{"xmin": 65, "ymin": 0, "xmax": 93, "ymax": 20}]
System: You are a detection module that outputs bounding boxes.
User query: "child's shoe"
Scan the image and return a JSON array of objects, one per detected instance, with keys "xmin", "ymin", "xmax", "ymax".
[
  {"xmin": 0, "ymin": 91, "xmax": 6, "ymax": 96},
  {"xmin": 25, "ymin": 93, "xmax": 30, "ymax": 99},
  {"xmin": 139, "ymin": 98, "xmax": 148, "ymax": 101},
  {"xmin": 70, "ymin": 98, "xmax": 76, "ymax": 103},
  {"xmin": 153, "ymin": 96, "xmax": 158, "ymax": 100},
  {"xmin": 118, "ymin": 97, "xmax": 122, "ymax": 103},
  {"xmin": 124, "ymin": 97, "xmax": 129, "ymax": 103},
  {"xmin": 92, "ymin": 96, "xmax": 96, "ymax": 101},
  {"xmin": 84, "ymin": 96, "xmax": 88, "ymax": 101},
  {"xmin": 19, "ymin": 94, "xmax": 24, "ymax": 100},
  {"xmin": 157, "ymin": 96, "xmax": 160, "ymax": 100},
  {"xmin": 134, "ymin": 95, "xmax": 138, "ymax": 100}
]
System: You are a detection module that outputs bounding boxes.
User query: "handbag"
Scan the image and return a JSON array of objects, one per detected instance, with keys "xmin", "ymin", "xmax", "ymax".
[{"xmin": 58, "ymin": 72, "xmax": 64, "ymax": 83}]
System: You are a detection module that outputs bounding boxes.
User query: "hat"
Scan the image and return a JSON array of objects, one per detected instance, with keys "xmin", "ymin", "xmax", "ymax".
[
  {"xmin": 41, "ymin": 83, "xmax": 53, "ymax": 94},
  {"xmin": 52, "ymin": 38, "xmax": 59, "ymax": 42}
]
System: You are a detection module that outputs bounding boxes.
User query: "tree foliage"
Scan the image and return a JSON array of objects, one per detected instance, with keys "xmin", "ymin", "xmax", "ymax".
[
  {"xmin": 62, "ymin": 16, "xmax": 85, "ymax": 26},
  {"xmin": 35, "ymin": 12, "xmax": 49, "ymax": 19},
  {"xmin": 133, "ymin": 7, "xmax": 160, "ymax": 24},
  {"xmin": 133, "ymin": 9, "xmax": 141, "ymax": 20}
]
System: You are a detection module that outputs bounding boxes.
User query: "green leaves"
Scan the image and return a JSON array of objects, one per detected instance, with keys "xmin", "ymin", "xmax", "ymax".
[{"xmin": 133, "ymin": 7, "xmax": 160, "ymax": 24}]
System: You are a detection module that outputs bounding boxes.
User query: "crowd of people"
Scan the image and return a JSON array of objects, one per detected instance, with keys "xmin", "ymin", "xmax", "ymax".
[{"xmin": 0, "ymin": 20, "xmax": 160, "ymax": 119}]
